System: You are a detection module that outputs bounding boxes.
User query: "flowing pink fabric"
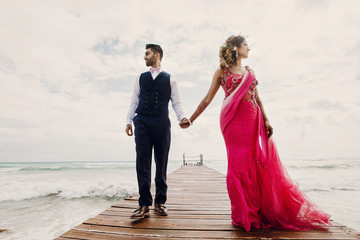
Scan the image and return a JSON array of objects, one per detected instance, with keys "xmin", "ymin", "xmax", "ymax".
[{"xmin": 220, "ymin": 68, "xmax": 331, "ymax": 231}]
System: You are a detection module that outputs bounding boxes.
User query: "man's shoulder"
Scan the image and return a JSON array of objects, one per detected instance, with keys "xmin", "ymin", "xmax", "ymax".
[
  {"xmin": 140, "ymin": 71, "xmax": 151, "ymax": 76},
  {"xmin": 161, "ymin": 71, "xmax": 171, "ymax": 78},
  {"xmin": 139, "ymin": 71, "xmax": 151, "ymax": 80},
  {"xmin": 155, "ymin": 71, "xmax": 171, "ymax": 80}
]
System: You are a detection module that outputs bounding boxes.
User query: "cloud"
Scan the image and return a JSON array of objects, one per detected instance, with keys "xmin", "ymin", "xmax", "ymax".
[
  {"xmin": 0, "ymin": 0, "xmax": 359, "ymax": 162},
  {"xmin": 310, "ymin": 100, "xmax": 345, "ymax": 111},
  {"xmin": 92, "ymin": 37, "xmax": 120, "ymax": 56}
]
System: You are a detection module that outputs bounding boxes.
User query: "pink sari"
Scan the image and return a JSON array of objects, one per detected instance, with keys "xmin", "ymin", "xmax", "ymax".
[{"xmin": 220, "ymin": 68, "xmax": 331, "ymax": 231}]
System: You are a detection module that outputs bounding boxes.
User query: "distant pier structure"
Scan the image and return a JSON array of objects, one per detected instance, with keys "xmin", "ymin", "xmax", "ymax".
[{"xmin": 182, "ymin": 153, "xmax": 203, "ymax": 166}]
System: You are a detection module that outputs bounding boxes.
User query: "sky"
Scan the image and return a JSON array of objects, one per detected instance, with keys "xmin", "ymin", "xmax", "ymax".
[{"xmin": 0, "ymin": 0, "xmax": 359, "ymax": 163}]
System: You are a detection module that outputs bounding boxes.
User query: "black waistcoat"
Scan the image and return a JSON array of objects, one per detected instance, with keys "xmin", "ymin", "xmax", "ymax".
[{"xmin": 135, "ymin": 71, "xmax": 171, "ymax": 116}]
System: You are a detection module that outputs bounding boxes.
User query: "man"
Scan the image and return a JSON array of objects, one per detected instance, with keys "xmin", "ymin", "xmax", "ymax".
[{"xmin": 126, "ymin": 44, "xmax": 188, "ymax": 219}]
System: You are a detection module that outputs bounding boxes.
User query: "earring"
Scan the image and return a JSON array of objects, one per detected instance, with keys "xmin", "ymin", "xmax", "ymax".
[{"xmin": 235, "ymin": 51, "xmax": 239, "ymax": 59}]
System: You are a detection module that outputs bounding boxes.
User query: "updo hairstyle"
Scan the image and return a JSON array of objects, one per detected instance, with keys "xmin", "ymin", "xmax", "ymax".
[{"xmin": 219, "ymin": 35, "xmax": 245, "ymax": 69}]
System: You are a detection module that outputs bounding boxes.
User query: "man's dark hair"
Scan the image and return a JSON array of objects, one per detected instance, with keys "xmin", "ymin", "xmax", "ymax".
[{"xmin": 146, "ymin": 44, "xmax": 163, "ymax": 60}]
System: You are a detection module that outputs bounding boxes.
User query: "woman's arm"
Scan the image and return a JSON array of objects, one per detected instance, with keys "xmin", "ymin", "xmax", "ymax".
[
  {"xmin": 255, "ymin": 88, "xmax": 273, "ymax": 137},
  {"xmin": 180, "ymin": 69, "xmax": 222, "ymax": 128}
]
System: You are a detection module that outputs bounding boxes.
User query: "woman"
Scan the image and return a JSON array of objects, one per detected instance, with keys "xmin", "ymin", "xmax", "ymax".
[{"xmin": 181, "ymin": 35, "xmax": 331, "ymax": 231}]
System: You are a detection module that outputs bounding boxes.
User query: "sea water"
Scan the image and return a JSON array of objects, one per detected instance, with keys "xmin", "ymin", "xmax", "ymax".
[{"xmin": 0, "ymin": 157, "xmax": 359, "ymax": 239}]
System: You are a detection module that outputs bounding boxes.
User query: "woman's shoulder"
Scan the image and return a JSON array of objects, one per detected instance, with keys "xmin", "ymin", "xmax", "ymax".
[
  {"xmin": 214, "ymin": 67, "xmax": 225, "ymax": 84},
  {"xmin": 217, "ymin": 67, "xmax": 232, "ymax": 77},
  {"xmin": 215, "ymin": 67, "xmax": 225, "ymax": 77},
  {"xmin": 246, "ymin": 66, "xmax": 258, "ymax": 85},
  {"xmin": 245, "ymin": 66, "xmax": 255, "ymax": 75}
]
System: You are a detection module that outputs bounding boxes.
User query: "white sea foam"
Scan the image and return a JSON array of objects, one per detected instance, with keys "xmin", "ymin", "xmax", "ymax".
[
  {"xmin": 0, "ymin": 179, "xmax": 135, "ymax": 201},
  {"xmin": 0, "ymin": 167, "xmax": 21, "ymax": 173},
  {"xmin": 0, "ymin": 162, "xmax": 138, "ymax": 201}
]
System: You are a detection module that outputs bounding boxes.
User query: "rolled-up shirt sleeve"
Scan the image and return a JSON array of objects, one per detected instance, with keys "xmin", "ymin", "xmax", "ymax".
[
  {"xmin": 170, "ymin": 76, "xmax": 186, "ymax": 122},
  {"xmin": 126, "ymin": 75, "xmax": 140, "ymax": 125}
]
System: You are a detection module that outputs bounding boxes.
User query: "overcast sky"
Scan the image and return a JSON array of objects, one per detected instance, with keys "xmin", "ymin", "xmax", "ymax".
[{"xmin": 0, "ymin": 0, "xmax": 359, "ymax": 163}]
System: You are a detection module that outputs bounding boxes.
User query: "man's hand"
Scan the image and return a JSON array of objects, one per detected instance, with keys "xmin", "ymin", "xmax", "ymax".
[
  {"xmin": 125, "ymin": 124, "xmax": 133, "ymax": 136},
  {"xmin": 179, "ymin": 118, "xmax": 190, "ymax": 129}
]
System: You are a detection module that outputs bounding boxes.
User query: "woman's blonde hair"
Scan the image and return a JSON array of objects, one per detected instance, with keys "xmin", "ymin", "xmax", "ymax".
[{"xmin": 219, "ymin": 35, "xmax": 245, "ymax": 69}]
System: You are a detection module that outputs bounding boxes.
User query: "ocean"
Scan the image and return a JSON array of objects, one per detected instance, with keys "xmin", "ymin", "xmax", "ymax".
[{"xmin": 0, "ymin": 157, "xmax": 359, "ymax": 239}]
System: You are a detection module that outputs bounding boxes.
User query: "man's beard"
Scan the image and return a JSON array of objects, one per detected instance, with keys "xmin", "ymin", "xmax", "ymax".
[{"xmin": 146, "ymin": 56, "xmax": 156, "ymax": 66}]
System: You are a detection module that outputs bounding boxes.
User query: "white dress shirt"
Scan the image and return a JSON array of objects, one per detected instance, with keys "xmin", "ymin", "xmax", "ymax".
[{"xmin": 126, "ymin": 68, "xmax": 186, "ymax": 124}]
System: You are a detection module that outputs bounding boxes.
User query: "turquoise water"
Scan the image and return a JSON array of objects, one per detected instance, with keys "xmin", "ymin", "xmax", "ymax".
[{"xmin": 0, "ymin": 158, "xmax": 359, "ymax": 239}]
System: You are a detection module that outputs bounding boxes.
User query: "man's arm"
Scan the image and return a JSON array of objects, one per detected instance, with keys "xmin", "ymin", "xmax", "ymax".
[
  {"xmin": 169, "ymin": 76, "xmax": 187, "ymax": 122},
  {"xmin": 125, "ymin": 76, "xmax": 140, "ymax": 136}
]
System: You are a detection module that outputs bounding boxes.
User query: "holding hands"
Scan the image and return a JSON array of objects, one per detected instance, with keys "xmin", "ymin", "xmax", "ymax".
[{"xmin": 179, "ymin": 118, "xmax": 191, "ymax": 129}]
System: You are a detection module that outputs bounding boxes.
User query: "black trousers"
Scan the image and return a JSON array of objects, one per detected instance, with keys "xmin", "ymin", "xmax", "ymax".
[{"xmin": 133, "ymin": 114, "xmax": 170, "ymax": 206}]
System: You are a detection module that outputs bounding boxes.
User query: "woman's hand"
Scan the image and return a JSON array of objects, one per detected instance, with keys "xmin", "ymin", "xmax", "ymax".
[{"xmin": 265, "ymin": 121, "xmax": 273, "ymax": 138}]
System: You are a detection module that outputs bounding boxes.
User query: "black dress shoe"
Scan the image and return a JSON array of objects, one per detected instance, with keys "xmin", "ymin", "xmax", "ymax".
[
  {"xmin": 154, "ymin": 203, "xmax": 168, "ymax": 216},
  {"xmin": 131, "ymin": 206, "xmax": 150, "ymax": 219}
]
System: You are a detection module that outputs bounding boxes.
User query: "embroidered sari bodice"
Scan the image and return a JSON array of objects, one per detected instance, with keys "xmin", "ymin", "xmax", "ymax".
[{"xmin": 221, "ymin": 68, "xmax": 258, "ymax": 108}]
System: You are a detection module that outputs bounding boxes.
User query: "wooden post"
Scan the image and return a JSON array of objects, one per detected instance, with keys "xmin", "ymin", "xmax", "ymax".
[
  {"xmin": 200, "ymin": 153, "xmax": 203, "ymax": 166},
  {"xmin": 183, "ymin": 153, "xmax": 186, "ymax": 166}
]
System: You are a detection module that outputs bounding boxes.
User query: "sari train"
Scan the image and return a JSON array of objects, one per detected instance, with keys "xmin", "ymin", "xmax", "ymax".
[{"xmin": 219, "ymin": 69, "xmax": 331, "ymax": 231}]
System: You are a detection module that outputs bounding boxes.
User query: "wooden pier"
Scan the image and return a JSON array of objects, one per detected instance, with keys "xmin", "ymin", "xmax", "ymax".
[{"xmin": 56, "ymin": 165, "xmax": 360, "ymax": 239}]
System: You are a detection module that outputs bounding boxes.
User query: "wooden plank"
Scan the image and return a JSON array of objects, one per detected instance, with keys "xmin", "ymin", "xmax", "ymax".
[
  {"xmin": 110, "ymin": 203, "xmax": 230, "ymax": 210},
  {"xmin": 62, "ymin": 224, "xmax": 360, "ymax": 240},
  {"xmin": 57, "ymin": 165, "xmax": 360, "ymax": 240},
  {"xmin": 73, "ymin": 224, "xmax": 258, "ymax": 239},
  {"xmin": 101, "ymin": 210, "xmax": 231, "ymax": 220},
  {"xmin": 83, "ymin": 215, "xmax": 234, "ymax": 230},
  {"xmin": 102, "ymin": 207, "xmax": 231, "ymax": 215},
  {"xmin": 63, "ymin": 227, "xmax": 258, "ymax": 239}
]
